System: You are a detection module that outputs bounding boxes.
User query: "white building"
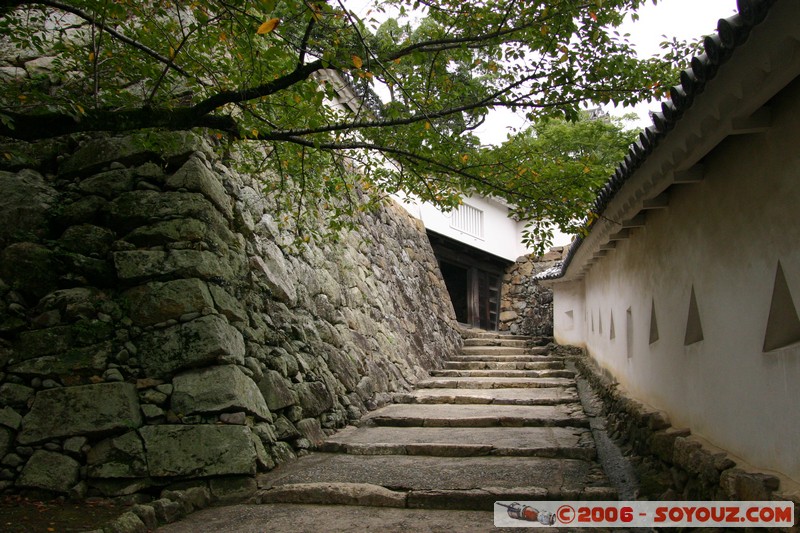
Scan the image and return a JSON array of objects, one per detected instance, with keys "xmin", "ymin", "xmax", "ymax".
[
  {"xmin": 541, "ymin": 0, "xmax": 800, "ymax": 484},
  {"xmin": 394, "ymin": 194, "xmax": 540, "ymax": 330},
  {"xmin": 317, "ymin": 68, "xmax": 558, "ymax": 329}
]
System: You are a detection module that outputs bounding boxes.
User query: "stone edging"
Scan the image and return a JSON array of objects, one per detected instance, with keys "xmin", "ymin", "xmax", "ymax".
[
  {"xmin": 569, "ymin": 348, "xmax": 799, "ymax": 527},
  {"xmin": 87, "ymin": 482, "xmax": 253, "ymax": 532}
]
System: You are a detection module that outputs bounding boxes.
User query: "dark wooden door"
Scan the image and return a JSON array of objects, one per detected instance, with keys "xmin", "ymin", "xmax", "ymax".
[{"xmin": 468, "ymin": 269, "xmax": 501, "ymax": 330}]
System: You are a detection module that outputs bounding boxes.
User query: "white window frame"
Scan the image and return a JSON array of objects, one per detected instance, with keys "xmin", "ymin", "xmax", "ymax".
[{"xmin": 449, "ymin": 203, "xmax": 485, "ymax": 239}]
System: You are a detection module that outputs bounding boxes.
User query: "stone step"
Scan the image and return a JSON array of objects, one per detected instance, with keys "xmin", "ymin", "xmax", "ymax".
[
  {"xmin": 430, "ymin": 369, "xmax": 575, "ymax": 379},
  {"xmin": 417, "ymin": 377, "xmax": 575, "ymax": 389},
  {"xmin": 462, "ymin": 338, "xmax": 531, "ymax": 348},
  {"xmin": 461, "ymin": 346, "xmax": 547, "ymax": 356},
  {"xmin": 255, "ymin": 454, "xmax": 615, "ymax": 510},
  {"xmin": 394, "ymin": 387, "xmax": 579, "ymax": 406},
  {"xmin": 165, "ymin": 504, "xmax": 537, "ymax": 533},
  {"xmin": 320, "ymin": 426, "xmax": 597, "ymax": 461},
  {"xmin": 444, "ymin": 361, "xmax": 565, "ymax": 371},
  {"xmin": 461, "ymin": 330, "xmax": 533, "ymax": 340},
  {"xmin": 361, "ymin": 403, "xmax": 589, "ymax": 428},
  {"xmin": 449, "ymin": 354, "xmax": 562, "ymax": 363}
]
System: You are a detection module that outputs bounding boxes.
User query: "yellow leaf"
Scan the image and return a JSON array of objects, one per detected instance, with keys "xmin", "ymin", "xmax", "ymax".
[
  {"xmin": 3, "ymin": 153, "xmax": 12, "ymax": 161},
  {"xmin": 460, "ymin": 154, "xmax": 469, "ymax": 163},
  {"xmin": 76, "ymin": 104, "xmax": 85, "ymax": 115},
  {"xmin": 424, "ymin": 121, "xmax": 431, "ymax": 130},
  {"xmin": 352, "ymin": 55, "xmax": 363, "ymax": 69},
  {"xmin": 257, "ymin": 18, "xmax": 280, "ymax": 35},
  {"xmin": 251, "ymin": 129, "xmax": 259, "ymax": 138},
  {"xmin": 583, "ymin": 166, "xmax": 591, "ymax": 174},
  {"xmin": 293, "ymin": 94, "xmax": 302, "ymax": 103},
  {"xmin": 393, "ymin": 58, "xmax": 401, "ymax": 64},
  {"xmin": 169, "ymin": 46, "xmax": 175, "ymax": 59},
  {"xmin": 88, "ymin": 51, "xmax": 95, "ymax": 63},
  {"xmin": 540, "ymin": 25, "xmax": 549, "ymax": 36}
]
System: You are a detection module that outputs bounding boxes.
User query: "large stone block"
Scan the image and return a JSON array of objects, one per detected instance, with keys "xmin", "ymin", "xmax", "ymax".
[
  {"xmin": 16, "ymin": 450, "xmax": 80, "ymax": 493},
  {"xmin": 58, "ymin": 224, "xmax": 115, "ymax": 258},
  {"xmin": 0, "ymin": 242, "xmax": 58, "ymax": 299},
  {"xmin": 124, "ymin": 218, "xmax": 229, "ymax": 252},
  {"xmin": 137, "ymin": 315, "xmax": 245, "ymax": 378},
  {"xmin": 9, "ymin": 341, "xmax": 110, "ymax": 377},
  {"xmin": 0, "ymin": 169, "xmax": 56, "ymax": 247},
  {"xmin": 171, "ymin": 365, "xmax": 270, "ymax": 421},
  {"xmin": 0, "ymin": 383, "xmax": 34, "ymax": 409},
  {"xmin": 0, "ymin": 427, "xmax": 12, "ymax": 457},
  {"xmin": 165, "ymin": 249, "xmax": 239, "ymax": 281},
  {"xmin": 59, "ymin": 131, "xmax": 209, "ymax": 178},
  {"xmin": 0, "ymin": 406, "xmax": 22, "ymax": 430},
  {"xmin": 166, "ymin": 156, "xmax": 233, "ymax": 219},
  {"xmin": 295, "ymin": 381, "xmax": 333, "ymax": 418},
  {"xmin": 113, "ymin": 250, "xmax": 168, "ymax": 281},
  {"xmin": 108, "ymin": 191, "xmax": 224, "ymax": 234},
  {"xmin": 113, "ymin": 249, "xmax": 237, "ymax": 283},
  {"xmin": 78, "ymin": 168, "xmax": 136, "ymax": 199},
  {"xmin": 87, "ymin": 431, "xmax": 147, "ymax": 479},
  {"xmin": 258, "ymin": 370, "xmax": 297, "ymax": 411},
  {"xmin": 16, "ymin": 326, "xmax": 74, "ymax": 361},
  {"xmin": 719, "ymin": 468, "xmax": 781, "ymax": 500},
  {"xmin": 139, "ymin": 425, "xmax": 257, "ymax": 477},
  {"xmin": 249, "ymin": 244, "xmax": 296, "ymax": 305},
  {"xmin": 207, "ymin": 284, "xmax": 247, "ymax": 323},
  {"xmin": 123, "ymin": 278, "xmax": 214, "ymax": 326},
  {"xmin": 296, "ymin": 418, "xmax": 326, "ymax": 448},
  {"xmin": 18, "ymin": 382, "xmax": 142, "ymax": 445}
]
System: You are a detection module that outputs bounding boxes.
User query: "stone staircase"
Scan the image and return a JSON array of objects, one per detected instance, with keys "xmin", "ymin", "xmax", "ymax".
[{"xmin": 249, "ymin": 332, "xmax": 616, "ymax": 529}]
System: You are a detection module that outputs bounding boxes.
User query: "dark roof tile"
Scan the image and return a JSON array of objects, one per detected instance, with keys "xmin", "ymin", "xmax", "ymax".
[{"xmin": 538, "ymin": 0, "xmax": 777, "ymax": 282}]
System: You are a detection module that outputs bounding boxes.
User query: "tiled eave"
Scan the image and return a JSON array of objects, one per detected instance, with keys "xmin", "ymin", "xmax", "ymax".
[{"xmin": 539, "ymin": 0, "xmax": 800, "ymax": 284}]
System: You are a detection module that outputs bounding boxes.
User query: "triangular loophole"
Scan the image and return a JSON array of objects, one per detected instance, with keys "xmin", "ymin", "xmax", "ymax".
[
  {"xmin": 649, "ymin": 298, "xmax": 659, "ymax": 345},
  {"xmin": 763, "ymin": 261, "xmax": 800, "ymax": 351},
  {"xmin": 564, "ymin": 310, "xmax": 574, "ymax": 330},
  {"xmin": 610, "ymin": 310, "xmax": 616, "ymax": 340},
  {"xmin": 684, "ymin": 286, "xmax": 704, "ymax": 345}
]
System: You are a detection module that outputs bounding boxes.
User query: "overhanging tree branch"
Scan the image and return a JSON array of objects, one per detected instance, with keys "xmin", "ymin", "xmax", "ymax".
[{"xmin": 0, "ymin": 108, "xmax": 238, "ymax": 141}]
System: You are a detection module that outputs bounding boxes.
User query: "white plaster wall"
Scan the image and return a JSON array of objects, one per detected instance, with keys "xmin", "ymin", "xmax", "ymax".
[
  {"xmin": 552, "ymin": 280, "xmax": 586, "ymax": 347},
  {"xmin": 395, "ymin": 195, "xmax": 533, "ymax": 261},
  {"xmin": 553, "ymin": 79, "xmax": 800, "ymax": 483}
]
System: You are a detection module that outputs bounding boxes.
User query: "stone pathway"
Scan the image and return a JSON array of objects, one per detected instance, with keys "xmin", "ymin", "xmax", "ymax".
[{"xmin": 158, "ymin": 332, "xmax": 619, "ymax": 532}]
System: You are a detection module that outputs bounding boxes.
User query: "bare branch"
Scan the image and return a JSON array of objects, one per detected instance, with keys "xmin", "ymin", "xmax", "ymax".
[
  {"xmin": 297, "ymin": 10, "xmax": 316, "ymax": 67},
  {"xmin": 191, "ymin": 59, "xmax": 325, "ymax": 116}
]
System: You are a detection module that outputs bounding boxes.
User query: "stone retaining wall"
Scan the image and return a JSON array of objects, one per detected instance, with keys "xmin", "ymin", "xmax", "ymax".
[
  {"xmin": 498, "ymin": 247, "xmax": 565, "ymax": 336},
  {"xmin": 0, "ymin": 132, "xmax": 462, "ymax": 501},
  {"xmin": 572, "ymin": 349, "xmax": 799, "ymax": 513}
]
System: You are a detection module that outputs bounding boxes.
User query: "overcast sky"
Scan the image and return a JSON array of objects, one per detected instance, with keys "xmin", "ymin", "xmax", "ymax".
[
  {"xmin": 345, "ymin": 0, "xmax": 739, "ymax": 144},
  {"xmin": 474, "ymin": 0, "xmax": 739, "ymax": 144}
]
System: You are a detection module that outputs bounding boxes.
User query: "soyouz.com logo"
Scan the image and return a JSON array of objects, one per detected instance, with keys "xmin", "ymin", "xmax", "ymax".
[{"xmin": 493, "ymin": 501, "xmax": 795, "ymax": 528}]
